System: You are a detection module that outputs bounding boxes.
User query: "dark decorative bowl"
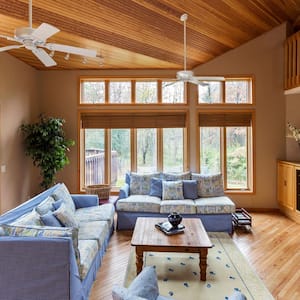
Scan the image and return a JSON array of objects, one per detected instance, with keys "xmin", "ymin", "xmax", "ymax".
[{"xmin": 168, "ymin": 212, "xmax": 182, "ymax": 228}]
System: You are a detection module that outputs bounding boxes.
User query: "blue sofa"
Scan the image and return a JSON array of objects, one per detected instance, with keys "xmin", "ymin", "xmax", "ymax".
[
  {"xmin": 0, "ymin": 183, "xmax": 115, "ymax": 300},
  {"xmin": 116, "ymin": 172, "xmax": 235, "ymax": 233}
]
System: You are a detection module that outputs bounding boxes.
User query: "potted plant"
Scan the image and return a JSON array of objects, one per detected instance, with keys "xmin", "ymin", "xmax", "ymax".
[{"xmin": 20, "ymin": 114, "xmax": 75, "ymax": 189}]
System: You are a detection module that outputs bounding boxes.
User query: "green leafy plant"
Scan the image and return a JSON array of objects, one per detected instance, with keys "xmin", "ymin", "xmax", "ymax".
[{"xmin": 20, "ymin": 115, "xmax": 75, "ymax": 189}]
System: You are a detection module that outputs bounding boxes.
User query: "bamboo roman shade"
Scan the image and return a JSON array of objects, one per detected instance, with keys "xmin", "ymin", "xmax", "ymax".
[
  {"xmin": 81, "ymin": 112, "xmax": 187, "ymax": 128},
  {"xmin": 199, "ymin": 112, "xmax": 252, "ymax": 127}
]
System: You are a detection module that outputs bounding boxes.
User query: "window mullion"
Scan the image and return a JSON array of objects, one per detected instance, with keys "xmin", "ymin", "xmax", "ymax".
[
  {"xmin": 105, "ymin": 129, "xmax": 111, "ymax": 184},
  {"xmin": 157, "ymin": 128, "xmax": 163, "ymax": 171},
  {"xmin": 131, "ymin": 129, "xmax": 137, "ymax": 172},
  {"xmin": 222, "ymin": 127, "xmax": 227, "ymax": 189}
]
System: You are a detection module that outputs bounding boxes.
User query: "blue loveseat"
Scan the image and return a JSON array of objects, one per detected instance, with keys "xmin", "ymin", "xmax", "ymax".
[
  {"xmin": 116, "ymin": 172, "xmax": 235, "ymax": 233},
  {"xmin": 0, "ymin": 183, "xmax": 115, "ymax": 300}
]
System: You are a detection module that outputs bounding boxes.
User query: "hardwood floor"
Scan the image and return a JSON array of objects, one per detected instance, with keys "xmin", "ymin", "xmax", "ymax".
[{"xmin": 89, "ymin": 212, "xmax": 300, "ymax": 300}]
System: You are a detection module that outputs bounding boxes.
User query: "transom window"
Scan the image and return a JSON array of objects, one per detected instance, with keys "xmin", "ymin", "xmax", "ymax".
[{"xmin": 198, "ymin": 77, "xmax": 252, "ymax": 104}]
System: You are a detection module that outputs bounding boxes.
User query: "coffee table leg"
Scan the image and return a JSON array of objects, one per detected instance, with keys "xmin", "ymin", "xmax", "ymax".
[
  {"xmin": 135, "ymin": 247, "xmax": 143, "ymax": 275},
  {"xmin": 199, "ymin": 248, "xmax": 208, "ymax": 281}
]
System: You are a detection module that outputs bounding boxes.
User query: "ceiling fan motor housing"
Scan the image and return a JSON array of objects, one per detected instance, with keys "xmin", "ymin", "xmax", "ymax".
[{"xmin": 176, "ymin": 70, "xmax": 194, "ymax": 81}]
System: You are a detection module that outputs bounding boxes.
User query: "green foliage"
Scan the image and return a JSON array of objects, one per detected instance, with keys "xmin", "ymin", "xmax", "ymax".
[{"xmin": 20, "ymin": 115, "xmax": 75, "ymax": 189}]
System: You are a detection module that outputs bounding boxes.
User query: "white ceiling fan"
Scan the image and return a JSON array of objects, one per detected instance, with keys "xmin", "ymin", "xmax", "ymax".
[
  {"xmin": 0, "ymin": 0, "xmax": 97, "ymax": 67},
  {"xmin": 175, "ymin": 13, "xmax": 224, "ymax": 85}
]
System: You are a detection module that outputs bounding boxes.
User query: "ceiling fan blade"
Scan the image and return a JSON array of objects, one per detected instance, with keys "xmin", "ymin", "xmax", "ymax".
[
  {"xmin": 45, "ymin": 43, "xmax": 97, "ymax": 57},
  {"xmin": 0, "ymin": 44, "xmax": 24, "ymax": 52},
  {"xmin": 188, "ymin": 79, "xmax": 201, "ymax": 85},
  {"xmin": 32, "ymin": 23, "xmax": 60, "ymax": 41},
  {"xmin": 0, "ymin": 34, "xmax": 18, "ymax": 42},
  {"xmin": 31, "ymin": 48, "xmax": 57, "ymax": 67},
  {"xmin": 193, "ymin": 76, "xmax": 225, "ymax": 81}
]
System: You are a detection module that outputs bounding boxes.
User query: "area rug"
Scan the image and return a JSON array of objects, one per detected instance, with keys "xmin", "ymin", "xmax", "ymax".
[{"xmin": 124, "ymin": 232, "xmax": 274, "ymax": 300}]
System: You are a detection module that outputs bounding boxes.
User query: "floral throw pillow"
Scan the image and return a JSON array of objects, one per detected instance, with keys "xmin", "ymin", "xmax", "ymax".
[
  {"xmin": 162, "ymin": 180, "xmax": 184, "ymax": 200},
  {"xmin": 192, "ymin": 173, "xmax": 224, "ymax": 197},
  {"xmin": 130, "ymin": 172, "xmax": 160, "ymax": 195}
]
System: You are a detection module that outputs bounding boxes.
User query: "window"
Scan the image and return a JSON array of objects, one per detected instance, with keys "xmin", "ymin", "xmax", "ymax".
[
  {"xmin": 199, "ymin": 112, "xmax": 253, "ymax": 191},
  {"xmin": 162, "ymin": 81, "xmax": 185, "ymax": 103},
  {"xmin": 198, "ymin": 78, "xmax": 252, "ymax": 104},
  {"xmin": 163, "ymin": 128, "xmax": 184, "ymax": 172},
  {"xmin": 80, "ymin": 111, "xmax": 187, "ymax": 190},
  {"xmin": 80, "ymin": 80, "xmax": 105, "ymax": 104},
  {"xmin": 136, "ymin": 81, "xmax": 157, "ymax": 103},
  {"xmin": 109, "ymin": 81, "xmax": 131, "ymax": 103}
]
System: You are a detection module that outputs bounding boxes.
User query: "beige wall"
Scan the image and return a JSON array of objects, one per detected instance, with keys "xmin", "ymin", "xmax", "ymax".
[
  {"xmin": 0, "ymin": 22, "xmax": 288, "ymax": 211},
  {"xmin": 0, "ymin": 52, "xmax": 40, "ymax": 213}
]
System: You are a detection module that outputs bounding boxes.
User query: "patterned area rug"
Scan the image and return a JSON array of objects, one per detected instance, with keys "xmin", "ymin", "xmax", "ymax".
[{"xmin": 124, "ymin": 232, "xmax": 274, "ymax": 300}]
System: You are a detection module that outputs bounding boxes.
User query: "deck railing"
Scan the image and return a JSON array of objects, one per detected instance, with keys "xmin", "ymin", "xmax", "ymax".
[{"xmin": 85, "ymin": 149, "xmax": 118, "ymax": 186}]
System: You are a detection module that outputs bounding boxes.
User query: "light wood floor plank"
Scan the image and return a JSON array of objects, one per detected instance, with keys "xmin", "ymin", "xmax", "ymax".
[{"xmin": 89, "ymin": 212, "xmax": 300, "ymax": 300}]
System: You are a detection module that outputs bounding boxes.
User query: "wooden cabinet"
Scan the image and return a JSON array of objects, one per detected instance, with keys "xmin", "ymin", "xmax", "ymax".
[{"xmin": 277, "ymin": 161, "xmax": 300, "ymax": 223}]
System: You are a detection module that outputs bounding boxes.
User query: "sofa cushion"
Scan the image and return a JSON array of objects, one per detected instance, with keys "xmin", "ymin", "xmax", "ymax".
[
  {"xmin": 75, "ymin": 203, "xmax": 115, "ymax": 227},
  {"xmin": 130, "ymin": 172, "xmax": 160, "ymax": 195},
  {"xmin": 78, "ymin": 220, "xmax": 109, "ymax": 249},
  {"xmin": 149, "ymin": 178, "xmax": 162, "ymax": 198},
  {"xmin": 53, "ymin": 202, "xmax": 78, "ymax": 228},
  {"xmin": 35, "ymin": 196, "xmax": 55, "ymax": 215},
  {"xmin": 182, "ymin": 180, "xmax": 198, "ymax": 200},
  {"xmin": 160, "ymin": 199, "xmax": 196, "ymax": 214},
  {"xmin": 161, "ymin": 171, "xmax": 191, "ymax": 181},
  {"xmin": 10, "ymin": 209, "xmax": 43, "ymax": 226},
  {"xmin": 51, "ymin": 183, "xmax": 76, "ymax": 214},
  {"xmin": 162, "ymin": 180, "xmax": 183, "ymax": 200},
  {"xmin": 116, "ymin": 195, "xmax": 161, "ymax": 213},
  {"xmin": 78, "ymin": 239, "xmax": 99, "ymax": 280},
  {"xmin": 192, "ymin": 173, "xmax": 224, "ymax": 197},
  {"xmin": 40, "ymin": 211, "xmax": 62, "ymax": 227},
  {"xmin": 194, "ymin": 196, "xmax": 235, "ymax": 214}
]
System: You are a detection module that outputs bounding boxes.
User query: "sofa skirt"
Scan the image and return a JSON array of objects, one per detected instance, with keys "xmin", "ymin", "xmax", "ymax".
[{"xmin": 116, "ymin": 212, "xmax": 233, "ymax": 234}]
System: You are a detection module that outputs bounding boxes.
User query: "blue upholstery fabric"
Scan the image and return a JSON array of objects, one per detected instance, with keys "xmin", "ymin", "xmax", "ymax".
[
  {"xmin": 149, "ymin": 178, "xmax": 162, "ymax": 198},
  {"xmin": 119, "ymin": 183, "xmax": 130, "ymax": 199},
  {"xmin": 52, "ymin": 199, "xmax": 63, "ymax": 210},
  {"xmin": 182, "ymin": 180, "xmax": 198, "ymax": 199},
  {"xmin": 40, "ymin": 211, "xmax": 62, "ymax": 227},
  {"xmin": 72, "ymin": 194, "xmax": 98, "ymax": 208}
]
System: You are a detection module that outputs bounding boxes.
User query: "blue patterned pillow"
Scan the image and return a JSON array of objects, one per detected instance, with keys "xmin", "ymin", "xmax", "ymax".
[
  {"xmin": 36, "ymin": 196, "xmax": 55, "ymax": 215},
  {"xmin": 53, "ymin": 202, "xmax": 78, "ymax": 228},
  {"xmin": 51, "ymin": 183, "xmax": 76, "ymax": 213},
  {"xmin": 162, "ymin": 180, "xmax": 184, "ymax": 200},
  {"xmin": 10, "ymin": 209, "xmax": 43, "ymax": 226},
  {"xmin": 149, "ymin": 178, "xmax": 162, "ymax": 198},
  {"xmin": 130, "ymin": 172, "xmax": 160, "ymax": 195},
  {"xmin": 192, "ymin": 173, "xmax": 224, "ymax": 197}
]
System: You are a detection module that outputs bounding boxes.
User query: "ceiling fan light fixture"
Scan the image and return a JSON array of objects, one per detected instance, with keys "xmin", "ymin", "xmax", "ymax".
[
  {"xmin": 82, "ymin": 57, "xmax": 87, "ymax": 64},
  {"xmin": 64, "ymin": 53, "xmax": 70, "ymax": 60},
  {"xmin": 49, "ymin": 50, "xmax": 55, "ymax": 57}
]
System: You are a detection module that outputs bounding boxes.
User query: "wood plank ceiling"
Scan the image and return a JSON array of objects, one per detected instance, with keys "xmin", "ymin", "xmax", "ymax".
[{"xmin": 0, "ymin": 0, "xmax": 300, "ymax": 70}]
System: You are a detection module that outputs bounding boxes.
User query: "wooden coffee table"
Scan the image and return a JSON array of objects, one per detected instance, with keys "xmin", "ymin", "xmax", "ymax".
[{"xmin": 131, "ymin": 217, "xmax": 213, "ymax": 281}]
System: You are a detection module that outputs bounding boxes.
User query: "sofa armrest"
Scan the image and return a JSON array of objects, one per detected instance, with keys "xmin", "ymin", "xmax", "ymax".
[
  {"xmin": 0, "ymin": 237, "xmax": 73, "ymax": 300},
  {"xmin": 72, "ymin": 194, "xmax": 98, "ymax": 208},
  {"xmin": 119, "ymin": 183, "xmax": 129, "ymax": 199}
]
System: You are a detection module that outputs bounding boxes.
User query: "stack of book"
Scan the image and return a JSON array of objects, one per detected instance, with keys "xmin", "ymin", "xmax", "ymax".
[{"xmin": 155, "ymin": 221, "xmax": 185, "ymax": 235}]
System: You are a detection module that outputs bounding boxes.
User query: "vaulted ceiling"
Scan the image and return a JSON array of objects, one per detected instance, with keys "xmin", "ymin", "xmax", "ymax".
[{"xmin": 0, "ymin": 0, "xmax": 300, "ymax": 70}]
